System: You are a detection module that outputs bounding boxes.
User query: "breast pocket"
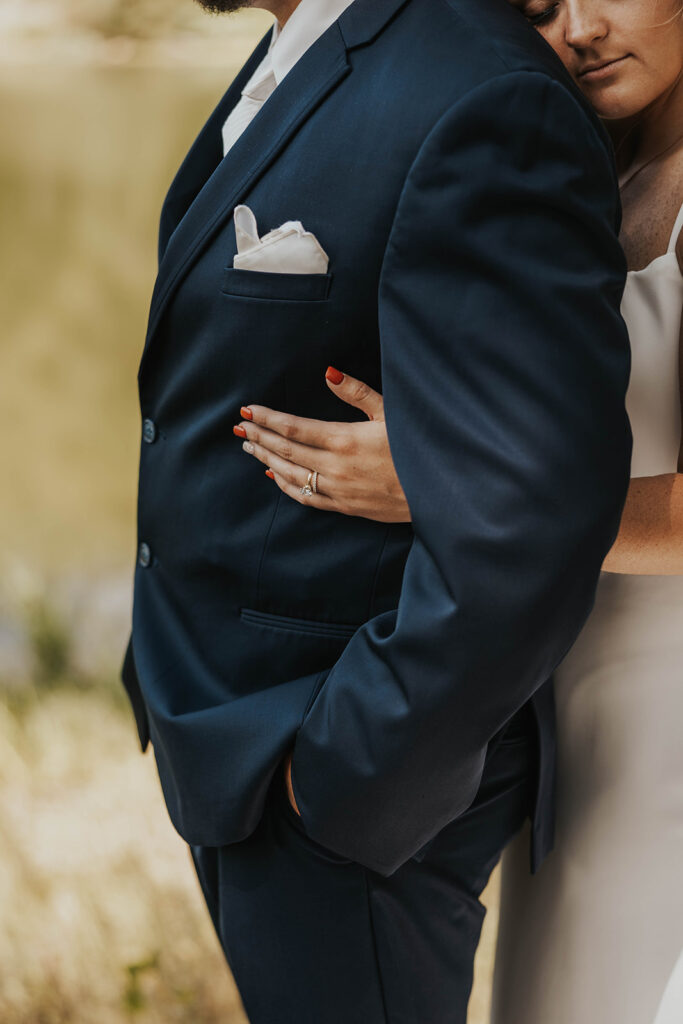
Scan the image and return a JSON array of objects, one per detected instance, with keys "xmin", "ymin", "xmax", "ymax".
[{"xmin": 221, "ymin": 267, "xmax": 333, "ymax": 302}]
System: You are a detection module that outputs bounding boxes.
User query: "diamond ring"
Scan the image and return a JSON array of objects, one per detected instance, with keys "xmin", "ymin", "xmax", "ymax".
[{"xmin": 301, "ymin": 470, "xmax": 318, "ymax": 497}]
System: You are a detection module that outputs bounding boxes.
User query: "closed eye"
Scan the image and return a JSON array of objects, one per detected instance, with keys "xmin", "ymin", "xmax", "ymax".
[{"xmin": 523, "ymin": 2, "xmax": 560, "ymax": 27}]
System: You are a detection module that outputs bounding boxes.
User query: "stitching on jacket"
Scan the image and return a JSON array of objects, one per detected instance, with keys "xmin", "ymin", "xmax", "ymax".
[
  {"xmin": 362, "ymin": 868, "xmax": 390, "ymax": 1024},
  {"xmin": 367, "ymin": 525, "xmax": 392, "ymax": 621}
]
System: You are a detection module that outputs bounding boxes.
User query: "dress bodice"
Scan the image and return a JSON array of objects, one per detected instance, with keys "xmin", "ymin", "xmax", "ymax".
[{"xmin": 621, "ymin": 204, "xmax": 683, "ymax": 477}]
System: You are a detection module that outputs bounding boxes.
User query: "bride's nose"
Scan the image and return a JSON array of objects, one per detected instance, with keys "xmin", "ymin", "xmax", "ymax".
[{"xmin": 564, "ymin": 0, "xmax": 609, "ymax": 49}]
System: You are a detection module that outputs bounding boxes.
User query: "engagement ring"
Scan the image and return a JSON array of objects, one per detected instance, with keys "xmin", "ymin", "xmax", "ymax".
[{"xmin": 301, "ymin": 470, "xmax": 315, "ymax": 497}]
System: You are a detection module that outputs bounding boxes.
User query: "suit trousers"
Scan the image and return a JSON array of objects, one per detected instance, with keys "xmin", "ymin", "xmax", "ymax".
[{"xmin": 189, "ymin": 705, "xmax": 536, "ymax": 1024}]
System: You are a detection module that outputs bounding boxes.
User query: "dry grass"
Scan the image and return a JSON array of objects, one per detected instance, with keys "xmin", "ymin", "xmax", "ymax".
[
  {"xmin": 0, "ymin": 684, "xmax": 499, "ymax": 1023},
  {"xmin": 0, "ymin": 686, "xmax": 248, "ymax": 1023}
]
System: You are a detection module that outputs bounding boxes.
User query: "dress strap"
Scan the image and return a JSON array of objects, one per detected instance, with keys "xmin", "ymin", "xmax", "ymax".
[{"xmin": 666, "ymin": 202, "xmax": 683, "ymax": 253}]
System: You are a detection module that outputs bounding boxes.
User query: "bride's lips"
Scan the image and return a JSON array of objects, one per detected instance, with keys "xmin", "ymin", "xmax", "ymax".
[{"xmin": 578, "ymin": 55, "xmax": 631, "ymax": 83}]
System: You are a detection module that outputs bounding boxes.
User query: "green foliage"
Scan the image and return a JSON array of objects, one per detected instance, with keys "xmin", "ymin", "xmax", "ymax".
[
  {"xmin": 25, "ymin": 598, "xmax": 72, "ymax": 687},
  {"xmin": 124, "ymin": 953, "xmax": 161, "ymax": 1014},
  {"xmin": 10, "ymin": 593, "xmax": 127, "ymax": 709}
]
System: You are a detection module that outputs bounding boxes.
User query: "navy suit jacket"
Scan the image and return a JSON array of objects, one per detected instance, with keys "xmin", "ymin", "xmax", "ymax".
[{"xmin": 121, "ymin": 0, "xmax": 632, "ymax": 876}]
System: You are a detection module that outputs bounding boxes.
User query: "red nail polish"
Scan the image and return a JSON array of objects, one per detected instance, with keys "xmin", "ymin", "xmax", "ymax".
[
  {"xmin": 265, "ymin": 469, "xmax": 275, "ymax": 480},
  {"xmin": 240, "ymin": 406, "xmax": 253, "ymax": 421},
  {"xmin": 326, "ymin": 366, "xmax": 344, "ymax": 385},
  {"xmin": 233, "ymin": 425, "xmax": 247, "ymax": 439}
]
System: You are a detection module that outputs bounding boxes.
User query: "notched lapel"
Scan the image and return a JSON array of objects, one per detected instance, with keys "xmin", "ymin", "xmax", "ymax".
[
  {"xmin": 157, "ymin": 27, "xmax": 274, "ymax": 264},
  {"xmin": 338, "ymin": 0, "xmax": 411, "ymax": 49},
  {"xmin": 140, "ymin": 23, "xmax": 350, "ymax": 373}
]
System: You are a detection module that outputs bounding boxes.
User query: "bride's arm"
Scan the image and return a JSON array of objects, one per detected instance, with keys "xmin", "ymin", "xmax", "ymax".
[
  {"xmin": 603, "ymin": 284, "xmax": 683, "ymax": 575},
  {"xmin": 238, "ymin": 220, "xmax": 683, "ymax": 567},
  {"xmin": 238, "ymin": 231, "xmax": 683, "ymax": 575},
  {"xmin": 601, "ymin": 474, "xmax": 683, "ymax": 574},
  {"xmin": 237, "ymin": 363, "xmax": 683, "ymax": 575}
]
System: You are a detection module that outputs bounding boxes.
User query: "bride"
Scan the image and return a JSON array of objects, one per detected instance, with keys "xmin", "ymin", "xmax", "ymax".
[{"xmin": 233, "ymin": 0, "xmax": 683, "ymax": 1020}]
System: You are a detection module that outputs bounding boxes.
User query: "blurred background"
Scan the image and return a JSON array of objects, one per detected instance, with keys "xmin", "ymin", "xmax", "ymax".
[{"xmin": 0, "ymin": 2, "xmax": 500, "ymax": 1020}]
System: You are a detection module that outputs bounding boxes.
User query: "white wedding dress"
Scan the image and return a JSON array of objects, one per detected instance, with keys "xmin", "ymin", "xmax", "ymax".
[{"xmin": 490, "ymin": 206, "xmax": 683, "ymax": 1024}]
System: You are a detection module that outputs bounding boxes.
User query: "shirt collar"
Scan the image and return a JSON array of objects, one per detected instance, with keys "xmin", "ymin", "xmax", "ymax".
[{"xmin": 267, "ymin": 0, "xmax": 356, "ymax": 87}]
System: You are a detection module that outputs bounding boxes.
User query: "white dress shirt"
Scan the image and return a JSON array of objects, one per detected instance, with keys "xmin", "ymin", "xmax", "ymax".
[{"xmin": 221, "ymin": 0, "xmax": 356, "ymax": 156}]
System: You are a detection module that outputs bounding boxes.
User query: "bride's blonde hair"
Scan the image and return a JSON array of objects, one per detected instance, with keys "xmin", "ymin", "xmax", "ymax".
[{"xmin": 651, "ymin": 0, "xmax": 683, "ymax": 28}]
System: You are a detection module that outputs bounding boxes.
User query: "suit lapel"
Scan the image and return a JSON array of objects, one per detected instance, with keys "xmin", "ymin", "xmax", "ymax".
[
  {"xmin": 337, "ymin": 0, "xmax": 410, "ymax": 48},
  {"xmin": 157, "ymin": 27, "xmax": 274, "ymax": 264},
  {"xmin": 141, "ymin": 0, "xmax": 410, "ymax": 369}
]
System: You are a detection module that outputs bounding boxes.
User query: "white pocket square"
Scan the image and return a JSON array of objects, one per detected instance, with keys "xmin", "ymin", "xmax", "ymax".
[{"xmin": 232, "ymin": 204, "xmax": 329, "ymax": 274}]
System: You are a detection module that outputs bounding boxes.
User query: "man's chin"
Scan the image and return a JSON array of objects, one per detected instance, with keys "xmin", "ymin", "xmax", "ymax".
[{"xmin": 193, "ymin": 0, "xmax": 250, "ymax": 12}]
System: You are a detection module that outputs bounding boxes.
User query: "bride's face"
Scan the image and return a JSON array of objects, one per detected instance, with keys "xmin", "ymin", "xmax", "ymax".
[{"xmin": 509, "ymin": 0, "xmax": 683, "ymax": 118}]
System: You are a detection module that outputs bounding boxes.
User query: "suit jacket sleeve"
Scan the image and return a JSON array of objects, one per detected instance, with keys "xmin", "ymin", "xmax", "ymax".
[{"xmin": 290, "ymin": 70, "xmax": 632, "ymax": 875}]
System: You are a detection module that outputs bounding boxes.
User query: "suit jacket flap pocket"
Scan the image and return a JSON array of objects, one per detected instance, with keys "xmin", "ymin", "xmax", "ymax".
[{"xmin": 221, "ymin": 268, "xmax": 332, "ymax": 301}]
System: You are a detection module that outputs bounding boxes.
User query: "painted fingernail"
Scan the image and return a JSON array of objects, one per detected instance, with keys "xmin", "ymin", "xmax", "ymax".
[
  {"xmin": 242, "ymin": 441, "xmax": 255, "ymax": 454},
  {"xmin": 265, "ymin": 469, "xmax": 275, "ymax": 480},
  {"xmin": 325, "ymin": 366, "xmax": 344, "ymax": 385},
  {"xmin": 240, "ymin": 406, "xmax": 253, "ymax": 421},
  {"xmin": 233, "ymin": 425, "xmax": 247, "ymax": 439}
]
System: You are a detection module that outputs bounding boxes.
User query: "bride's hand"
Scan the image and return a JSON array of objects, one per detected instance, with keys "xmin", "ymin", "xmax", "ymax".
[{"xmin": 234, "ymin": 367, "xmax": 411, "ymax": 523}]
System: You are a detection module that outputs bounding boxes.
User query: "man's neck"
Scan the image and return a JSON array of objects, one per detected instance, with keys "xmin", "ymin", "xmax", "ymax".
[{"xmin": 251, "ymin": 0, "xmax": 302, "ymax": 28}]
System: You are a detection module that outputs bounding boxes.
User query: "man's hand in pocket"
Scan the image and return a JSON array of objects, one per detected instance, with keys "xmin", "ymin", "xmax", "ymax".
[{"xmin": 284, "ymin": 751, "xmax": 301, "ymax": 816}]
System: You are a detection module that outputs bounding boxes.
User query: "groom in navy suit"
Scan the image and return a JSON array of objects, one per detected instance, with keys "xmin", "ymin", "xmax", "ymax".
[{"xmin": 120, "ymin": 0, "xmax": 632, "ymax": 1019}]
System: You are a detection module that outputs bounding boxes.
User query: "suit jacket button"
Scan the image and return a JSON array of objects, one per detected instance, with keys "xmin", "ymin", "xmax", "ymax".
[
  {"xmin": 142, "ymin": 419, "xmax": 157, "ymax": 444},
  {"xmin": 138, "ymin": 543, "xmax": 152, "ymax": 568}
]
